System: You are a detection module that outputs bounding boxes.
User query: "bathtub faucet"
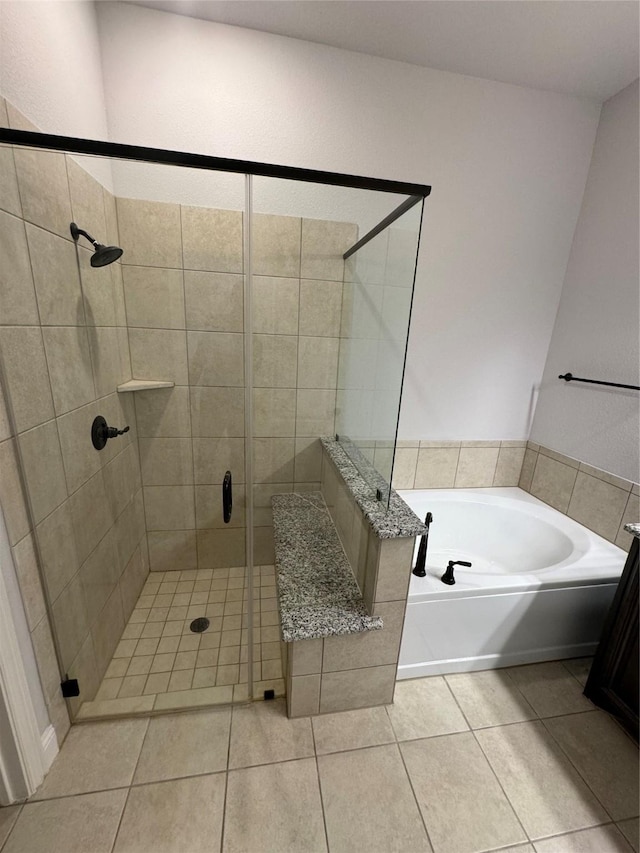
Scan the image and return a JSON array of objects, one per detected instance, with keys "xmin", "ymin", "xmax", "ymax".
[
  {"xmin": 441, "ymin": 560, "xmax": 472, "ymax": 585},
  {"xmin": 412, "ymin": 512, "xmax": 433, "ymax": 577}
]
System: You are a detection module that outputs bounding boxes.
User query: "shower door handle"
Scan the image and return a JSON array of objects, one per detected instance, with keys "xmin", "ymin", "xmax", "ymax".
[{"xmin": 222, "ymin": 471, "xmax": 232, "ymax": 524}]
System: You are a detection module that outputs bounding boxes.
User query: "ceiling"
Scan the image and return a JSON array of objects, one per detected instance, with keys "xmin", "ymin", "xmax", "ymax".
[{"xmin": 123, "ymin": 1, "xmax": 639, "ymax": 102}]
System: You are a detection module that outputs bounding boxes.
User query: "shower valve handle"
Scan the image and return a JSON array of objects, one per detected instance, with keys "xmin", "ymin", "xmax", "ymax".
[
  {"xmin": 91, "ymin": 415, "xmax": 130, "ymax": 451},
  {"xmin": 106, "ymin": 425, "xmax": 130, "ymax": 438}
]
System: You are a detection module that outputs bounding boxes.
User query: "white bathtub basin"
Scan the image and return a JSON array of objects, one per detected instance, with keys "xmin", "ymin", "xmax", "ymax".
[{"xmin": 396, "ymin": 487, "xmax": 626, "ymax": 677}]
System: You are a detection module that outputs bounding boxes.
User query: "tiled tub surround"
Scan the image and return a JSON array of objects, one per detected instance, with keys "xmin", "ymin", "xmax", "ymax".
[
  {"xmin": 117, "ymin": 195, "xmax": 357, "ymax": 572},
  {"xmin": 520, "ymin": 442, "xmax": 639, "ymax": 551},
  {"xmin": 0, "ymin": 97, "xmax": 146, "ymax": 733},
  {"xmin": 394, "ymin": 439, "xmax": 639, "ymax": 550},
  {"xmin": 392, "ymin": 439, "xmax": 528, "ymax": 491},
  {"xmin": 78, "ymin": 565, "xmax": 284, "ymax": 720}
]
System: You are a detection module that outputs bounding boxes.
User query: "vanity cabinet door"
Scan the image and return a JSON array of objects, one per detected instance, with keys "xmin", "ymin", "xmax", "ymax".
[{"xmin": 585, "ymin": 537, "xmax": 639, "ymax": 742}]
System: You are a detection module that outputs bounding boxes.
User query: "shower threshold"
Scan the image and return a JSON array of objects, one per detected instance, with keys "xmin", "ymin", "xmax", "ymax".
[{"xmin": 76, "ymin": 565, "xmax": 284, "ymax": 721}]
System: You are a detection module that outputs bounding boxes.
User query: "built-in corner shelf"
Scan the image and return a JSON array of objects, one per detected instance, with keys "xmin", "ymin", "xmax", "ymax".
[{"xmin": 117, "ymin": 380, "xmax": 175, "ymax": 393}]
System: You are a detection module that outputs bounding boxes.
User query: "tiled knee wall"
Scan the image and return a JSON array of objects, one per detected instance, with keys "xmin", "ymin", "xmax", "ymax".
[{"xmin": 282, "ymin": 446, "xmax": 415, "ymax": 718}]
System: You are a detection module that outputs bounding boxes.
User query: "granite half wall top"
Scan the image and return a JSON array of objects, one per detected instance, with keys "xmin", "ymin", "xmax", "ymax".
[
  {"xmin": 272, "ymin": 492, "xmax": 383, "ymax": 642},
  {"xmin": 321, "ymin": 437, "xmax": 426, "ymax": 539},
  {"xmin": 624, "ymin": 522, "xmax": 640, "ymax": 539}
]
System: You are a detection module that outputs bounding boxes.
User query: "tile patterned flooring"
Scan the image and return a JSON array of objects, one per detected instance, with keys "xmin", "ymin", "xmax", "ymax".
[
  {"xmin": 78, "ymin": 566, "xmax": 284, "ymax": 719},
  {"xmin": 2, "ymin": 659, "xmax": 638, "ymax": 853}
]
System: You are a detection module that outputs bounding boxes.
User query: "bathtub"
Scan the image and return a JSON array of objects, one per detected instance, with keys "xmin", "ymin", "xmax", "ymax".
[{"xmin": 396, "ymin": 487, "xmax": 626, "ymax": 678}]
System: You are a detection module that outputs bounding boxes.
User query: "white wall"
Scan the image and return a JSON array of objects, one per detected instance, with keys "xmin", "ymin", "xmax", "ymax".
[
  {"xmin": 1, "ymin": 0, "xmax": 602, "ymax": 442},
  {"xmin": 95, "ymin": 2, "xmax": 601, "ymax": 441},
  {"xmin": 0, "ymin": 510, "xmax": 49, "ymax": 737},
  {"xmin": 0, "ymin": 0, "xmax": 112, "ymax": 187},
  {"xmin": 531, "ymin": 79, "xmax": 639, "ymax": 482}
]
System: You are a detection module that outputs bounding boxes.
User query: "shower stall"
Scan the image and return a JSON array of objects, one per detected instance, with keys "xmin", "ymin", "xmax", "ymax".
[{"xmin": 0, "ymin": 117, "xmax": 428, "ymax": 726}]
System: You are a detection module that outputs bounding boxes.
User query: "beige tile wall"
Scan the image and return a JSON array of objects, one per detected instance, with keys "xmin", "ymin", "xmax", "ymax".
[
  {"xmin": 0, "ymin": 98, "xmax": 147, "ymax": 731},
  {"xmin": 392, "ymin": 440, "xmax": 527, "ymax": 490},
  {"xmin": 118, "ymin": 197, "xmax": 356, "ymax": 571},
  {"xmin": 391, "ymin": 433, "xmax": 638, "ymax": 551},
  {"xmin": 321, "ymin": 447, "xmax": 415, "ymax": 612},
  {"xmin": 520, "ymin": 442, "xmax": 639, "ymax": 550}
]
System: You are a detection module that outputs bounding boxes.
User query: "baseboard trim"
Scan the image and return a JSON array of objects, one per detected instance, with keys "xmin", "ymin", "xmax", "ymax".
[
  {"xmin": 40, "ymin": 725, "xmax": 58, "ymax": 774},
  {"xmin": 397, "ymin": 643, "xmax": 597, "ymax": 679}
]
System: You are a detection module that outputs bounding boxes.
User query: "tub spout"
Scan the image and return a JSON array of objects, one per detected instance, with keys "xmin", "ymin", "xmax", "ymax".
[
  {"xmin": 441, "ymin": 560, "xmax": 472, "ymax": 585},
  {"xmin": 412, "ymin": 512, "xmax": 433, "ymax": 577}
]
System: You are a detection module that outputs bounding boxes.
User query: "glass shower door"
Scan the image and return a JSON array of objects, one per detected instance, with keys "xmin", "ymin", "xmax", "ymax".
[
  {"xmin": 248, "ymin": 174, "xmax": 356, "ymax": 698},
  {"xmin": 0, "ymin": 137, "xmax": 258, "ymax": 719},
  {"xmin": 247, "ymin": 176, "xmax": 418, "ymax": 697},
  {"xmin": 0, "ymin": 122, "xmax": 429, "ymax": 725}
]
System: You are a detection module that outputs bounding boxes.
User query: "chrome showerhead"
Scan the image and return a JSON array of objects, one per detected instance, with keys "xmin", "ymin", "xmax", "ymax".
[{"xmin": 70, "ymin": 222, "xmax": 123, "ymax": 267}]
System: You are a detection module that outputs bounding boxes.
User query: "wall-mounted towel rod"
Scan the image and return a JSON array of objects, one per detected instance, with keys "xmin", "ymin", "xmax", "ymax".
[{"xmin": 558, "ymin": 372, "xmax": 640, "ymax": 391}]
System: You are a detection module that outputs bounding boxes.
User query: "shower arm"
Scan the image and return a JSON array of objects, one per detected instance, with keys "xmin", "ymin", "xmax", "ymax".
[{"xmin": 70, "ymin": 222, "xmax": 98, "ymax": 247}]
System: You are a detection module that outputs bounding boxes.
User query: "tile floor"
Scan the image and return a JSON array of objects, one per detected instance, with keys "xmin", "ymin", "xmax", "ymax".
[
  {"xmin": 2, "ymin": 659, "xmax": 638, "ymax": 853},
  {"xmin": 78, "ymin": 566, "xmax": 284, "ymax": 719}
]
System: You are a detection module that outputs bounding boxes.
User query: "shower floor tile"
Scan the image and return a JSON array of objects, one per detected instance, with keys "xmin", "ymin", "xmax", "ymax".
[{"xmin": 78, "ymin": 565, "xmax": 284, "ymax": 720}]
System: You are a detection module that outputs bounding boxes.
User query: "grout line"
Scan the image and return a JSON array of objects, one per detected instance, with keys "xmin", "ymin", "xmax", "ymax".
[
  {"xmin": 395, "ymin": 738, "xmax": 436, "ymax": 851},
  {"xmin": 439, "ymin": 704, "xmax": 600, "ymax": 733},
  {"xmin": 2, "ymin": 213, "xmax": 75, "ymax": 248},
  {"xmin": 310, "ymin": 707, "xmax": 332, "ymax": 853},
  {"xmin": 451, "ymin": 444, "xmax": 461, "ymax": 488},
  {"xmin": 33, "ymin": 766, "xmax": 231, "ymax": 808},
  {"xmin": 528, "ymin": 820, "xmax": 632, "ymax": 849},
  {"xmin": 383, "ymin": 700, "xmax": 400, "ymax": 743},
  {"xmin": 218, "ymin": 701, "xmax": 233, "ymax": 852},
  {"xmin": 442, "ymin": 676, "xmax": 532, "ymax": 844},
  {"xmin": 106, "ymin": 714, "xmax": 150, "ymax": 853},
  {"xmin": 539, "ymin": 715, "xmax": 620, "ymax": 825},
  {"xmin": 492, "ymin": 666, "xmax": 539, "ymax": 719},
  {"xmin": 609, "ymin": 713, "xmax": 640, "ymax": 747},
  {"xmin": 564, "ymin": 462, "xmax": 580, "ymax": 513},
  {"xmin": 560, "ymin": 659, "xmax": 591, "ymax": 690},
  {"xmin": 0, "ymin": 803, "xmax": 23, "ymax": 853}
]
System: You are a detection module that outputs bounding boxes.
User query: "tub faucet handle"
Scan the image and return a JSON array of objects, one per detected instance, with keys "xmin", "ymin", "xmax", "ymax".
[{"xmin": 441, "ymin": 560, "xmax": 472, "ymax": 585}]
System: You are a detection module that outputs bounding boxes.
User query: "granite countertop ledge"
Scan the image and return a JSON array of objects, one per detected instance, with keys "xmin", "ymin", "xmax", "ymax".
[
  {"xmin": 321, "ymin": 437, "xmax": 426, "ymax": 539},
  {"xmin": 624, "ymin": 523, "xmax": 640, "ymax": 539},
  {"xmin": 272, "ymin": 492, "xmax": 383, "ymax": 642}
]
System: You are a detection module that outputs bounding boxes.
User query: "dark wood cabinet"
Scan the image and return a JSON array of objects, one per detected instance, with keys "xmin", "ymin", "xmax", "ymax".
[{"xmin": 585, "ymin": 536, "xmax": 639, "ymax": 742}]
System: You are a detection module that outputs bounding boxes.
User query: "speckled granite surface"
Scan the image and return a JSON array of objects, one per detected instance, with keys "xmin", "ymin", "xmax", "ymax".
[
  {"xmin": 272, "ymin": 492, "xmax": 383, "ymax": 642},
  {"xmin": 624, "ymin": 523, "xmax": 640, "ymax": 539},
  {"xmin": 321, "ymin": 437, "xmax": 426, "ymax": 539}
]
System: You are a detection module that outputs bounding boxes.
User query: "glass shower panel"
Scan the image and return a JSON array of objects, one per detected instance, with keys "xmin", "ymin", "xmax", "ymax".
[
  {"xmin": 336, "ymin": 198, "xmax": 423, "ymax": 505},
  {"xmin": 247, "ymin": 175, "xmax": 409, "ymax": 696},
  {"xmin": 0, "ymin": 141, "xmax": 254, "ymax": 719}
]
